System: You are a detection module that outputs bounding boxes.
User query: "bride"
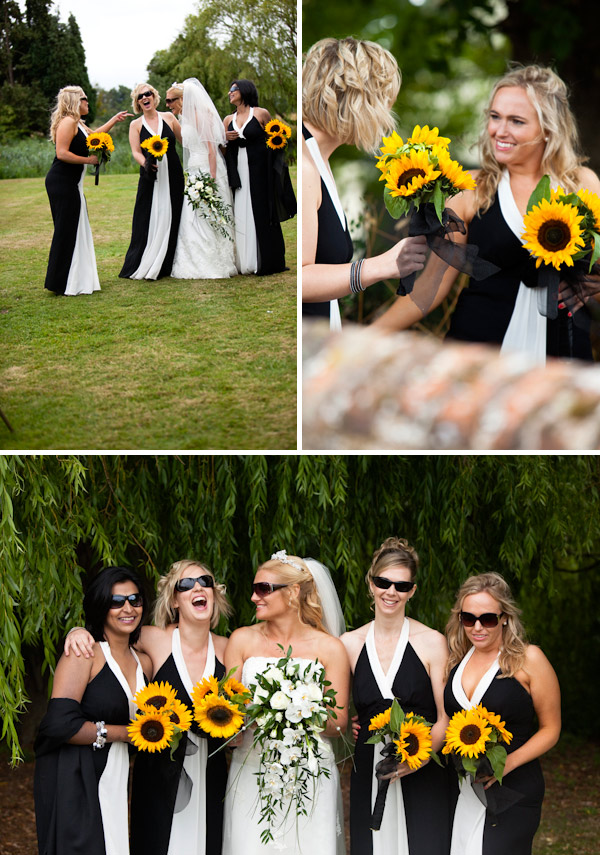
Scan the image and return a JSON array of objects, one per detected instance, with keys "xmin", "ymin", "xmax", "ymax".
[
  {"xmin": 171, "ymin": 78, "xmax": 237, "ymax": 279},
  {"xmin": 222, "ymin": 551, "xmax": 349, "ymax": 855}
]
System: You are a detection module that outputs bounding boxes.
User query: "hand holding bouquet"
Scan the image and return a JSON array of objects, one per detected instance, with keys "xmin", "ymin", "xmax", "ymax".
[
  {"xmin": 140, "ymin": 135, "xmax": 169, "ymax": 181},
  {"xmin": 366, "ymin": 698, "xmax": 440, "ymax": 830},
  {"xmin": 128, "ymin": 680, "xmax": 192, "ymax": 757},
  {"xmin": 443, "ymin": 703, "xmax": 512, "ymax": 783},
  {"xmin": 86, "ymin": 131, "xmax": 114, "ymax": 185}
]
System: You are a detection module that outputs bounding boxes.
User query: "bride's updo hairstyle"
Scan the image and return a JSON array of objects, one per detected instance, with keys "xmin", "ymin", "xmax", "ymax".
[
  {"xmin": 445, "ymin": 572, "xmax": 527, "ymax": 680},
  {"xmin": 131, "ymin": 82, "xmax": 160, "ymax": 114},
  {"xmin": 259, "ymin": 555, "xmax": 328, "ymax": 634},
  {"xmin": 302, "ymin": 37, "xmax": 400, "ymax": 153},
  {"xmin": 153, "ymin": 559, "xmax": 232, "ymax": 629},
  {"xmin": 366, "ymin": 536, "xmax": 419, "ymax": 592},
  {"xmin": 476, "ymin": 64, "xmax": 585, "ymax": 213},
  {"xmin": 49, "ymin": 86, "xmax": 86, "ymax": 142}
]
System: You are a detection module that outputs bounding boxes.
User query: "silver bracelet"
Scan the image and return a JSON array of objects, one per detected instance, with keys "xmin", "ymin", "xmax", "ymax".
[
  {"xmin": 66, "ymin": 625, "xmax": 84, "ymax": 636},
  {"xmin": 93, "ymin": 721, "xmax": 107, "ymax": 750},
  {"xmin": 349, "ymin": 258, "xmax": 365, "ymax": 294}
]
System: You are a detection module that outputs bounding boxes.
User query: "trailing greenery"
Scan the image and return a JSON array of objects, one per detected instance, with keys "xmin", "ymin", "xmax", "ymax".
[{"xmin": 1, "ymin": 455, "xmax": 600, "ymax": 763}]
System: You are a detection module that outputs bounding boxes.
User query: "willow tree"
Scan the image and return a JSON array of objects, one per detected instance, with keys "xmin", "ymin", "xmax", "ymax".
[{"xmin": 2, "ymin": 455, "xmax": 599, "ymax": 762}]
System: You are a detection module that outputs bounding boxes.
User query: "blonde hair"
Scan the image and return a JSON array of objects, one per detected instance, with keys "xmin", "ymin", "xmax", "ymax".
[
  {"xmin": 445, "ymin": 572, "xmax": 527, "ymax": 680},
  {"xmin": 131, "ymin": 83, "xmax": 160, "ymax": 114},
  {"xmin": 366, "ymin": 537, "xmax": 419, "ymax": 592},
  {"xmin": 49, "ymin": 86, "xmax": 85, "ymax": 143},
  {"xmin": 167, "ymin": 84, "xmax": 184, "ymax": 100},
  {"xmin": 475, "ymin": 65, "xmax": 585, "ymax": 213},
  {"xmin": 302, "ymin": 37, "xmax": 400, "ymax": 152},
  {"xmin": 258, "ymin": 555, "xmax": 328, "ymax": 634},
  {"xmin": 153, "ymin": 559, "xmax": 232, "ymax": 629}
]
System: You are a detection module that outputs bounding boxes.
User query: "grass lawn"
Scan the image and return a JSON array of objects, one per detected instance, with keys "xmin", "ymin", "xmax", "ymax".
[{"xmin": 0, "ymin": 170, "xmax": 297, "ymax": 450}]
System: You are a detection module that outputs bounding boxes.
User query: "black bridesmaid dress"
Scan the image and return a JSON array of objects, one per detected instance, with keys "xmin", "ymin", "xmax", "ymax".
[
  {"xmin": 226, "ymin": 114, "xmax": 287, "ymax": 275},
  {"xmin": 446, "ymin": 195, "xmax": 593, "ymax": 360},
  {"xmin": 444, "ymin": 664, "xmax": 545, "ymax": 855},
  {"xmin": 351, "ymin": 623, "xmax": 453, "ymax": 855},
  {"xmin": 119, "ymin": 118, "xmax": 184, "ymax": 280},
  {"xmin": 129, "ymin": 642, "xmax": 228, "ymax": 855}
]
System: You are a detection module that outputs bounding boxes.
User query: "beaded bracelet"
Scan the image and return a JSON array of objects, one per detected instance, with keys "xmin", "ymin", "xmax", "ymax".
[{"xmin": 93, "ymin": 721, "xmax": 107, "ymax": 750}]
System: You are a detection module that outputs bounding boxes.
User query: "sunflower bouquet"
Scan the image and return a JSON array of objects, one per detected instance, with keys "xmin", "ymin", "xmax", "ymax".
[
  {"xmin": 183, "ymin": 171, "xmax": 233, "ymax": 240},
  {"xmin": 192, "ymin": 670, "xmax": 251, "ymax": 740},
  {"xmin": 140, "ymin": 135, "xmax": 169, "ymax": 181},
  {"xmin": 265, "ymin": 119, "xmax": 292, "ymax": 151},
  {"xmin": 366, "ymin": 698, "xmax": 440, "ymax": 830},
  {"xmin": 243, "ymin": 645, "xmax": 339, "ymax": 845},
  {"xmin": 128, "ymin": 680, "xmax": 193, "ymax": 757},
  {"xmin": 86, "ymin": 131, "xmax": 114, "ymax": 185},
  {"xmin": 443, "ymin": 703, "xmax": 512, "ymax": 784}
]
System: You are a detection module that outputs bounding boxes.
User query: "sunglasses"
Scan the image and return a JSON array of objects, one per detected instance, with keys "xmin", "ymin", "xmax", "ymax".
[
  {"xmin": 165, "ymin": 97, "xmax": 180, "ymax": 104},
  {"xmin": 459, "ymin": 611, "xmax": 504, "ymax": 628},
  {"xmin": 252, "ymin": 582, "xmax": 288, "ymax": 596},
  {"xmin": 80, "ymin": 97, "xmax": 88, "ymax": 102},
  {"xmin": 229, "ymin": 86, "xmax": 239, "ymax": 93},
  {"xmin": 175, "ymin": 575, "xmax": 215, "ymax": 593},
  {"xmin": 109, "ymin": 593, "xmax": 143, "ymax": 609},
  {"xmin": 372, "ymin": 576, "xmax": 415, "ymax": 593},
  {"xmin": 137, "ymin": 91, "xmax": 153, "ymax": 101}
]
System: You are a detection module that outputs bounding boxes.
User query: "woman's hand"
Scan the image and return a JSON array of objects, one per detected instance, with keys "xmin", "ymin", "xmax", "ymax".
[
  {"xmin": 225, "ymin": 129, "xmax": 240, "ymax": 142},
  {"xmin": 112, "ymin": 111, "xmax": 133, "ymax": 124},
  {"xmin": 87, "ymin": 154, "xmax": 99, "ymax": 166},
  {"xmin": 351, "ymin": 714, "xmax": 361, "ymax": 742},
  {"xmin": 392, "ymin": 235, "xmax": 428, "ymax": 278},
  {"xmin": 64, "ymin": 627, "xmax": 95, "ymax": 658}
]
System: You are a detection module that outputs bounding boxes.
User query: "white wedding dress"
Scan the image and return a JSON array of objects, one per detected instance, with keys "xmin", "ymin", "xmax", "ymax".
[
  {"xmin": 172, "ymin": 78, "xmax": 237, "ymax": 279},
  {"xmin": 222, "ymin": 656, "xmax": 345, "ymax": 855}
]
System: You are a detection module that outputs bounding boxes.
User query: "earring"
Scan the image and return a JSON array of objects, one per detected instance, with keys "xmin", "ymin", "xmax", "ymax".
[{"xmin": 503, "ymin": 622, "xmax": 508, "ymax": 626}]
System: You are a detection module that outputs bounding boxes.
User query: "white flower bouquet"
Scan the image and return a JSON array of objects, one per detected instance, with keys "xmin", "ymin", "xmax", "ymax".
[
  {"xmin": 183, "ymin": 170, "xmax": 233, "ymax": 240},
  {"xmin": 245, "ymin": 645, "xmax": 339, "ymax": 845}
]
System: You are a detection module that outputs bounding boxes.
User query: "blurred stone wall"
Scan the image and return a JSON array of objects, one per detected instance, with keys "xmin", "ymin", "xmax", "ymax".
[{"xmin": 303, "ymin": 323, "xmax": 600, "ymax": 450}]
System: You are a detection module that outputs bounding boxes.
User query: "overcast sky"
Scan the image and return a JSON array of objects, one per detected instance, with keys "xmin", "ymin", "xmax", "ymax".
[{"xmin": 23, "ymin": 0, "xmax": 198, "ymax": 90}]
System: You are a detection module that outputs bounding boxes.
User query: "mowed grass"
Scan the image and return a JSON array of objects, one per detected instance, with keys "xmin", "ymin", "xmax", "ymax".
[{"xmin": 0, "ymin": 170, "xmax": 297, "ymax": 450}]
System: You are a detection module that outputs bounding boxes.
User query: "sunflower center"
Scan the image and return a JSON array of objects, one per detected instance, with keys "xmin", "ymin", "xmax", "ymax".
[
  {"xmin": 538, "ymin": 220, "xmax": 571, "ymax": 251},
  {"xmin": 140, "ymin": 720, "xmax": 166, "ymax": 742},
  {"xmin": 147, "ymin": 694, "xmax": 168, "ymax": 709},
  {"xmin": 170, "ymin": 711, "xmax": 180, "ymax": 724},
  {"xmin": 459, "ymin": 724, "xmax": 482, "ymax": 745},
  {"xmin": 397, "ymin": 168, "xmax": 426, "ymax": 188},
  {"xmin": 404, "ymin": 733, "xmax": 420, "ymax": 756},
  {"xmin": 208, "ymin": 706, "xmax": 234, "ymax": 725},
  {"xmin": 271, "ymin": 135, "xmax": 283, "ymax": 145},
  {"xmin": 152, "ymin": 142, "xmax": 163, "ymax": 152}
]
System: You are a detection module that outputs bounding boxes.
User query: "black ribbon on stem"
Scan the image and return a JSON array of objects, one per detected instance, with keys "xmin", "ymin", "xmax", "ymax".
[
  {"xmin": 142, "ymin": 154, "xmax": 158, "ymax": 183},
  {"xmin": 397, "ymin": 202, "xmax": 500, "ymax": 297},
  {"xmin": 370, "ymin": 742, "xmax": 398, "ymax": 831}
]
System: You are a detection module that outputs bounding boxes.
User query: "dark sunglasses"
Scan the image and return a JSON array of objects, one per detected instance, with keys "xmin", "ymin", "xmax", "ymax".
[
  {"xmin": 80, "ymin": 97, "xmax": 88, "ymax": 102},
  {"xmin": 175, "ymin": 574, "xmax": 215, "ymax": 592},
  {"xmin": 229, "ymin": 85, "xmax": 239, "ymax": 93},
  {"xmin": 110, "ymin": 593, "xmax": 143, "ymax": 609},
  {"xmin": 165, "ymin": 97, "xmax": 180, "ymax": 104},
  {"xmin": 252, "ymin": 582, "xmax": 288, "ymax": 596},
  {"xmin": 372, "ymin": 576, "xmax": 415, "ymax": 593},
  {"xmin": 137, "ymin": 91, "xmax": 153, "ymax": 101},
  {"xmin": 459, "ymin": 611, "xmax": 504, "ymax": 628}
]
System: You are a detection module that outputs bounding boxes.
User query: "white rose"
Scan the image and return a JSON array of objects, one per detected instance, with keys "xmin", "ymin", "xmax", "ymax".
[
  {"xmin": 263, "ymin": 666, "xmax": 285, "ymax": 684},
  {"xmin": 270, "ymin": 690, "xmax": 290, "ymax": 710}
]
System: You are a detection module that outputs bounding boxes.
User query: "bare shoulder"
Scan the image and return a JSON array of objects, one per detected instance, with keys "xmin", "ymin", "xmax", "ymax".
[
  {"xmin": 228, "ymin": 624, "xmax": 261, "ymax": 649},
  {"xmin": 408, "ymin": 619, "xmax": 448, "ymax": 660},
  {"xmin": 524, "ymin": 643, "xmax": 551, "ymax": 670},
  {"xmin": 255, "ymin": 106, "xmax": 271, "ymax": 123},
  {"xmin": 137, "ymin": 650, "xmax": 153, "ymax": 678},
  {"xmin": 212, "ymin": 632, "xmax": 228, "ymax": 661},
  {"xmin": 130, "ymin": 116, "xmax": 142, "ymax": 131},
  {"xmin": 576, "ymin": 166, "xmax": 600, "ymax": 194},
  {"xmin": 340, "ymin": 623, "xmax": 369, "ymax": 652},
  {"xmin": 223, "ymin": 114, "xmax": 233, "ymax": 126}
]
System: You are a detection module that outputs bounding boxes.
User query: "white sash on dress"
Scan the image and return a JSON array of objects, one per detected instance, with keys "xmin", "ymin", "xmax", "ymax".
[
  {"xmin": 131, "ymin": 116, "xmax": 172, "ymax": 280},
  {"xmin": 304, "ymin": 134, "xmax": 349, "ymax": 332},
  {"xmin": 449, "ymin": 647, "xmax": 500, "ymax": 855},
  {"xmin": 97, "ymin": 641, "xmax": 145, "ymax": 855},
  {"xmin": 64, "ymin": 123, "xmax": 101, "ymax": 296},
  {"xmin": 365, "ymin": 619, "xmax": 411, "ymax": 855},
  {"xmin": 232, "ymin": 108, "xmax": 258, "ymax": 274},
  {"xmin": 166, "ymin": 629, "xmax": 215, "ymax": 855},
  {"xmin": 498, "ymin": 170, "xmax": 547, "ymax": 364}
]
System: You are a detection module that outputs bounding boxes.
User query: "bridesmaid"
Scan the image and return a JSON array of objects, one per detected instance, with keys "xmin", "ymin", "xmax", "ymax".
[
  {"xmin": 119, "ymin": 83, "xmax": 184, "ymax": 280},
  {"xmin": 341, "ymin": 537, "xmax": 452, "ymax": 855},
  {"xmin": 223, "ymin": 79, "xmax": 287, "ymax": 275},
  {"xmin": 444, "ymin": 572, "xmax": 560, "ymax": 855},
  {"xmin": 34, "ymin": 566, "xmax": 150, "ymax": 855},
  {"xmin": 44, "ymin": 85, "xmax": 130, "ymax": 295},
  {"xmin": 64, "ymin": 559, "xmax": 231, "ymax": 855}
]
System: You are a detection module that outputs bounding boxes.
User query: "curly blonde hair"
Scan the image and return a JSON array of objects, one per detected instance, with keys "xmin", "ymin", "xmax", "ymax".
[
  {"xmin": 302, "ymin": 37, "xmax": 400, "ymax": 152},
  {"xmin": 258, "ymin": 556, "xmax": 328, "ymax": 634},
  {"xmin": 475, "ymin": 64, "xmax": 585, "ymax": 213},
  {"xmin": 131, "ymin": 83, "xmax": 160, "ymax": 114},
  {"xmin": 49, "ymin": 86, "xmax": 86, "ymax": 143},
  {"xmin": 153, "ymin": 559, "xmax": 232, "ymax": 629},
  {"xmin": 366, "ymin": 536, "xmax": 419, "ymax": 591},
  {"xmin": 445, "ymin": 572, "xmax": 527, "ymax": 680}
]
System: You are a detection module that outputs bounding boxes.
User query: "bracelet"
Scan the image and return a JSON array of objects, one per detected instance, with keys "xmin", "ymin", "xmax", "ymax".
[
  {"xmin": 349, "ymin": 258, "xmax": 366, "ymax": 294},
  {"xmin": 66, "ymin": 626, "xmax": 84, "ymax": 636},
  {"xmin": 93, "ymin": 721, "xmax": 107, "ymax": 750}
]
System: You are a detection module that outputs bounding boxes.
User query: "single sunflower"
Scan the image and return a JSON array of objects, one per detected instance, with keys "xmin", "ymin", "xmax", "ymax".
[
  {"xmin": 475, "ymin": 704, "xmax": 513, "ymax": 745},
  {"xmin": 577, "ymin": 188, "xmax": 600, "ymax": 233},
  {"xmin": 378, "ymin": 130, "xmax": 405, "ymax": 159},
  {"xmin": 266, "ymin": 133, "xmax": 287, "ymax": 150},
  {"xmin": 222, "ymin": 677, "xmax": 250, "ymax": 702},
  {"xmin": 368, "ymin": 707, "xmax": 391, "ymax": 731},
  {"xmin": 191, "ymin": 675, "xmax": 220, "ymax": 705},
  {"xmin": 443, "ymin": 708, "xmax": 491, "ymax": 758},
  {"xmin": 128, "ymin": 711, "xmax": 174, "ymax": 752},
  {"xmin": 408, "ymin": 125, "xmax": 451, "ymax": 148},
  {"xmin": 379, "ymin": 149, "xmax": 441, "ymax": 198},
  {"xmin": 141, "ymin": 135, "xmax": 169, "ymax": 158},
  {"xmin": 168, "ymin": 698, "xmax": 193, "ymax": 731},
  {"xmin": 394, "ymin": 717, "xmax": 432, "ymax": 770},
  {"xmin": 87, "ymin": 135, "xmax": 103, "ymax": 149},
  {"xmin": 522, "ymin": 198, "xmax": 585, "ymax": 269},
  {"xmin": 134, "ymin": 680, "xmax": 177, "ymax": 713},
  {"xmin": 434, "ymin": 147, "xmax": 476, "ymax": 192},
  {"xmin": 194, "ymin": 693, "xmax": 244, "ymax": 738},
  {"xmin": 265, "ymin": 119, "xmax": 283, "ymax": 135}
]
